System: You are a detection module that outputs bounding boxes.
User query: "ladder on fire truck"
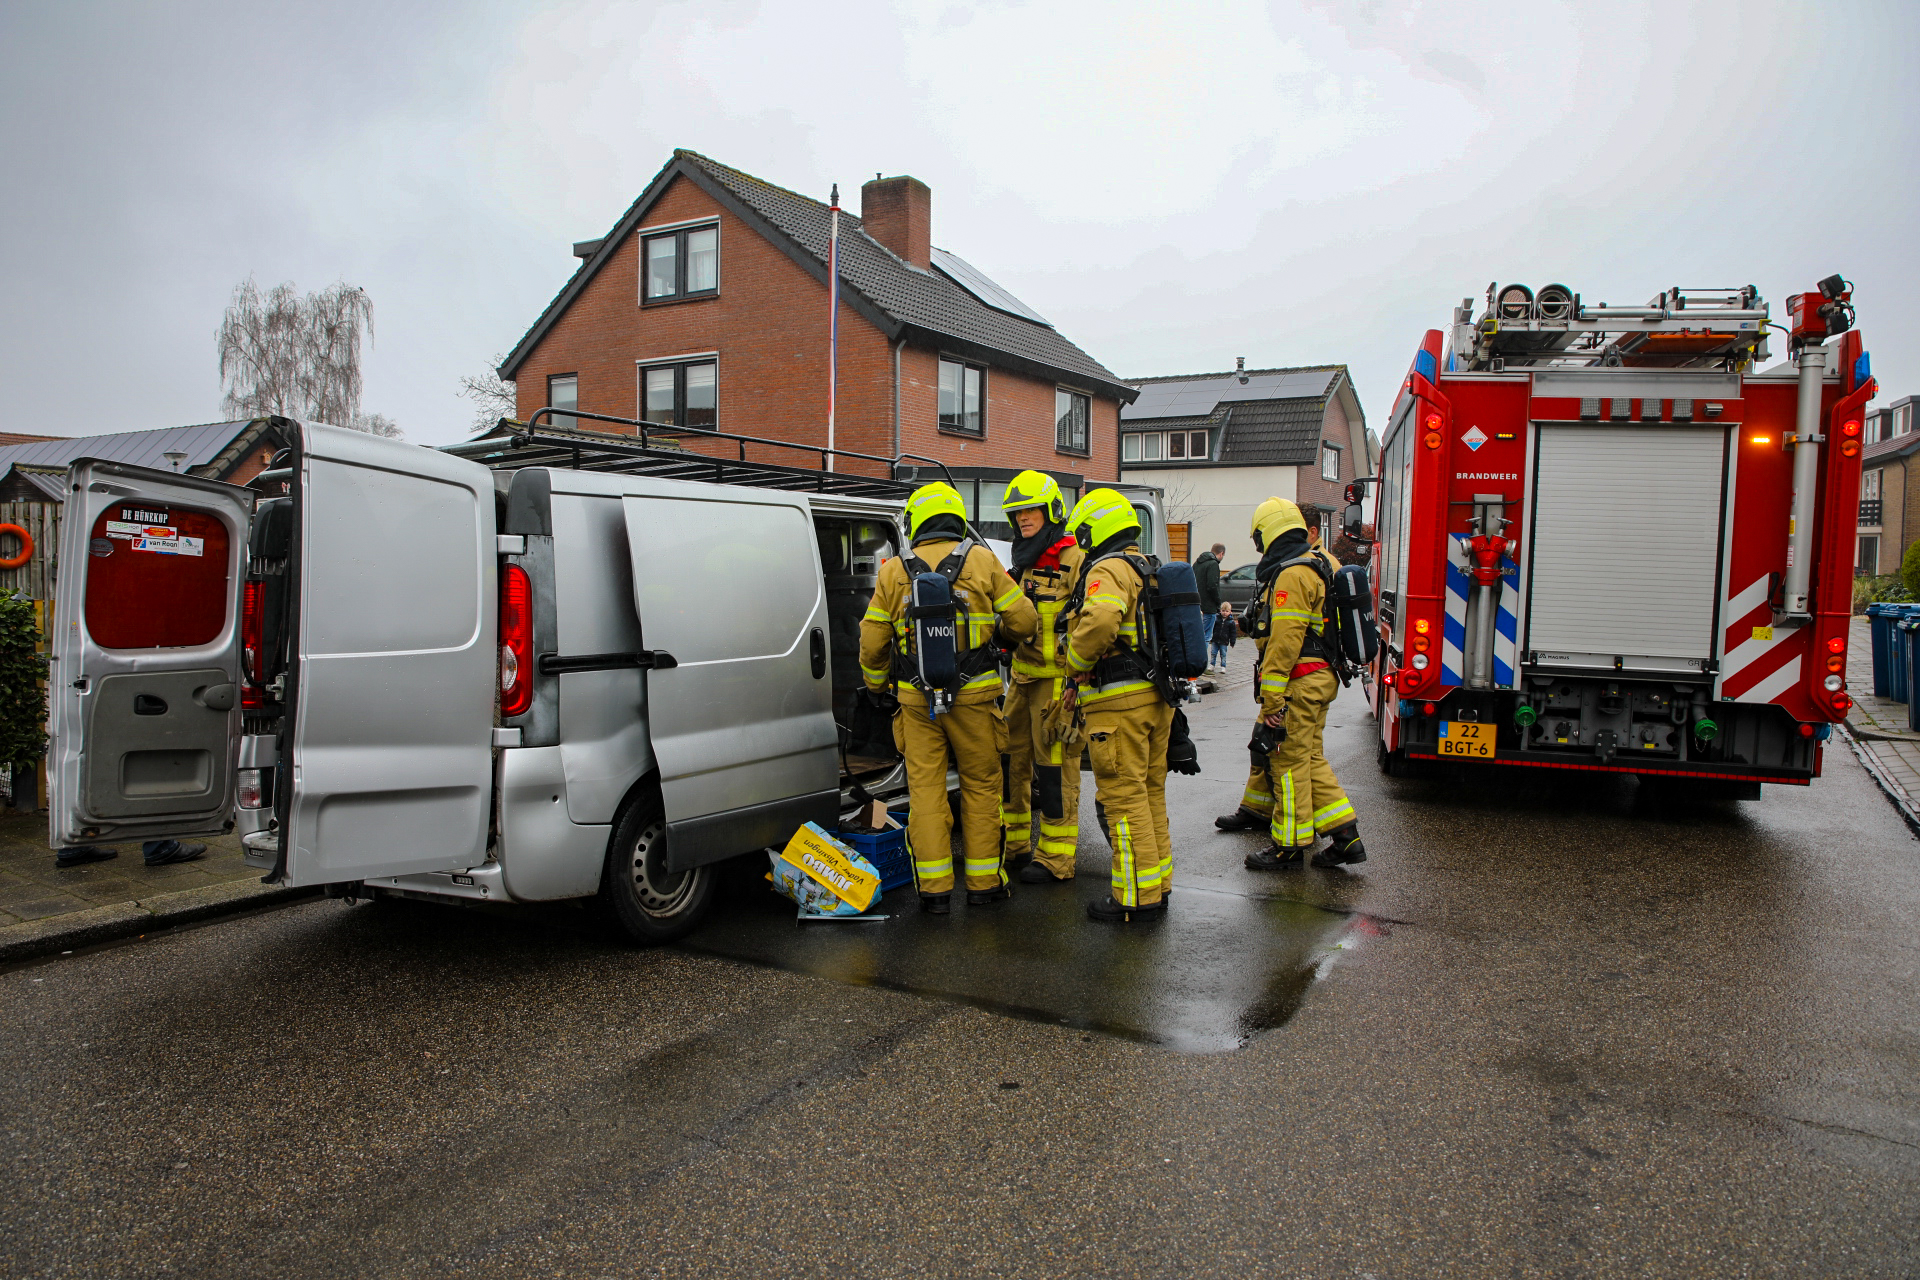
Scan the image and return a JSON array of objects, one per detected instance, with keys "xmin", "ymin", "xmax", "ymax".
[{"xmin": 1450, "ymin": 283, "xmax": 1775, "ymax": 373}]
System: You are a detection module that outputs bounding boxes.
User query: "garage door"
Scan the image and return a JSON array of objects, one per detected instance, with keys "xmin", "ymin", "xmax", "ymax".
[{"xmin": 1525, "ymin": 425, "xmax": 1728, "ymax": 672}]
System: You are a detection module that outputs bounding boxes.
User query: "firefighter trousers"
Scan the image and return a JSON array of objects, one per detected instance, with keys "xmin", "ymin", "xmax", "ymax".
[
  {"xmin": 1084, "ymin": 697, "xmax": 1175, "ymax": 908},
  {"xmin": 1001, "ymin": 676, "xmax": 1081, "ymax": 879},
  {"xmin": 894, "ymin": 699, "xmax": 1005, "ymax": 894},
  {"xmin": 1241, "ymin": 669, "xmax": 1354, "ymax": 848}
]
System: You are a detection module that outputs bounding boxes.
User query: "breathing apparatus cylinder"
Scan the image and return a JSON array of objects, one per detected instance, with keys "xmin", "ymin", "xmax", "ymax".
[{"xmin": 909, "ymin": 570, "xmax": 960, "ymax": 715}]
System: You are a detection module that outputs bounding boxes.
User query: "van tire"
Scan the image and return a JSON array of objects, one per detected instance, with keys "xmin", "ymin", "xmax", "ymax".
[{"xmin": 601, "ymin": 792, "xmax": 716, "ymax": 945}]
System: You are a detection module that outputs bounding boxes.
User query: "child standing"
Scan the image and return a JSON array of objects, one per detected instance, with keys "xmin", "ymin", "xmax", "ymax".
[{"xmin": 1210, "ymin": 601, "xmax": 1236, "ymax": 672}]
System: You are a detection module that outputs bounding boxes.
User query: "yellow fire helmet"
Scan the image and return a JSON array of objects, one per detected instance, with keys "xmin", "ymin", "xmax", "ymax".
[
  {"xmin": 903, "ymin": 481, "xmax": 969, "ymax": 543},
  {"xmin": 1002, "ymin": 469, "xmax": 1066, "ymax": 525},
  {"xmin": 1250, "ymin": 496, "xmax": 1305, "ymax": 551},
  {"xmin": 1065, "ymin": 487, "xmax": 1142, "ymax": 552}
]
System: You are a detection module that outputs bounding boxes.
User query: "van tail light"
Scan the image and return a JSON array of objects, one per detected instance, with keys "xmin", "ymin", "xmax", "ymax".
[
  {"xmin": 240, "ymin": 579, "xmax": 266, "ymax": 709},
  {"xmin": 236, "ymin": 768, "xmax": 272, "ymax": 810},
  {"xmin": 499, "ymin": 563, "xmax": 534, "ymax": 718}
]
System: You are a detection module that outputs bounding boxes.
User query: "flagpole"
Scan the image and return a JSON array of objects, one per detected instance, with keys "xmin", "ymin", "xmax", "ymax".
[{"xmin": 826, "ymin": 182, "xmax": 839, "ymax": 473}]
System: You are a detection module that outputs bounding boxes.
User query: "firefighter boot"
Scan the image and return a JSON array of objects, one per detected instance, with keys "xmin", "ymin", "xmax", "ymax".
[
  {"xmin": 967, "ymin": 885, "xmax": 1014, "ymax": 905},
  {"xmin": 1018, "ymin": 860, "xmax": 1071, "ymax": 884},
  {"xmin": 920, "ymin": 892, "xmax": 952, "ymax": 915},
  {"xmin": 1311, "ymin": 823, "xmax": 1367, "ymax": 868},
  {"xmin": 1245, "ymin": 845, "xmax": 1305, "ymax": 872},
  {"xmin": 1086, "ymin": 895, "xmax": 1166, "ymax": 923},
  {"xmin": 1214, "ymin": 808, "xmax": 1266, "ymax": 831}
]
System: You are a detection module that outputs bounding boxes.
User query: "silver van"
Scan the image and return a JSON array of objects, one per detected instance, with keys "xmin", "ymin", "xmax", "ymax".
[{"xmin": 49, "ymin": 415, "xmax": 945, "ymax": 942}]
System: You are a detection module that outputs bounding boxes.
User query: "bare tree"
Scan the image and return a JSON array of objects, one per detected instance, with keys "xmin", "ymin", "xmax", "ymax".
[
  {"xmin": 1158, "ymin": 477, "xmax": 1205, "ymax": 525},
  {"xmin": 459, "ymin": 356, "xmax": 517, "ymax": 434},
  {"xmin": 217, "ymin": 278, "xmax": 399, "ymax": 436}
]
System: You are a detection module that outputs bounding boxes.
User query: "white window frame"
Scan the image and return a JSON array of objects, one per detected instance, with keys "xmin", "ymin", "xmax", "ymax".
[
  {"xmin": 547, "ymin": 373, "xmax": 578, "ymax": 431},
  {"xmin": 1862, "ymin": 469, "xmax": 1881, "ymax": 500},
  {"xmin": 1121, "ymin": 429, "xmax": 1207, "ymax": 463},
  {"xmin": 1122, "ymin": 433, "xmax": 1142, "ymax": 462},
  {"xmin": 1320, "ymin": 441, "xmax": 1341, "ymax": 482},
  {"xmin": 1858, "ymin": 535, "xmax": 1880, "ymax": 576},
  {"xmin": 1897, "ymin": 404, "xmax": 1914, "ymax": 437}
]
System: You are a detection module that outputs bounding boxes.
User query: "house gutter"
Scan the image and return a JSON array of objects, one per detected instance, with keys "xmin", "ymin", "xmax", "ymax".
[{"xmin": 892, "ymin": 337, "xmax": 905, "ymax": 464}]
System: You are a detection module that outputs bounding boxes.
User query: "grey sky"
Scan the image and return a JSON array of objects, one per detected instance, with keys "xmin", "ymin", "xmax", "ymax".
[{"xmin": 4, "ymin": 0, "xmax": 1916, "ymax": 448}]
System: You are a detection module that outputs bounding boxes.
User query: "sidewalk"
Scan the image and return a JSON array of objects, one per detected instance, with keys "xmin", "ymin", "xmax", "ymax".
[
  {"xmin": 0, "ymin": 813, "xmax": 311, "ymax": 961},
  {"xmin": 1844, "ymin": 613, "xmax": 1920, "ymax": 827}
]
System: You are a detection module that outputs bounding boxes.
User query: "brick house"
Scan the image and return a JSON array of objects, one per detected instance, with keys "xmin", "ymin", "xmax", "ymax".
[
  {"xmin": 498, "ymin": 150, "xmax": 1135, "ymax": 536},
  {"xmin": 1118, "ymin": 364, "xmax": 1373, "ymax": 572},
  {"xmin": 1857, "ymin": 394, "xmax": 1919, "ymax": 575}
]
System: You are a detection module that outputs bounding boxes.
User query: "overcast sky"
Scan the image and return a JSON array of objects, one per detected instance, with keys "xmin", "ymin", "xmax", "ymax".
[{"xmin": 4, "ymin": 0, "xmax": 1916, "ymax": 448}]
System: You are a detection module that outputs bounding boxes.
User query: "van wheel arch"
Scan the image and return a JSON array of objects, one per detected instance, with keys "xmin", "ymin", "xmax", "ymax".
[{"xmin": 599, "ymin": 774, "xmax": 717, "ymax": 945}]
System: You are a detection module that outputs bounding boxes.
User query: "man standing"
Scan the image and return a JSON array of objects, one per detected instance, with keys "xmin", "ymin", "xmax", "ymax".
[
  {"xmin": 860, "ymin": 482, "xmax": 1038, "ymax": 913},
  {"xmin": 1061, "ymin": 489, "xmax": 1175, "ymax": 923},
  {"xmin": 1214, "ymin": 497, "xmax": 1365, "ymax": 869},
  {"xmin": 1195, "ymin": 542, "xmax": 1226, "ymax": 616},
  {"xmin": 999, "ymin": 470, "xmax": 1084, "ymax": 886}
]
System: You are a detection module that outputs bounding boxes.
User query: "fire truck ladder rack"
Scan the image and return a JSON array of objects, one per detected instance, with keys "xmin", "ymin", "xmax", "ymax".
[
  {"xmin": 445, "ymin": 408, "xmax": 955, "ymax": 500},
  {"xmin": 1453, "ymin": 285, "xmax": 1772, "ymax": 373}
]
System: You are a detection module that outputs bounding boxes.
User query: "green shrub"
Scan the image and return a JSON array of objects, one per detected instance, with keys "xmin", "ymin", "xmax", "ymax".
[
  {"xmin": 1903, "ymin": 542, "xmax": 1920, "ymax": 601},
  {"xmin": 0, "ymin": 593, "xmax": 46, "ymax": 793},
  {"xmin": 1855, "ymin": 574, "xmax": 1913, "ymax": 612}
]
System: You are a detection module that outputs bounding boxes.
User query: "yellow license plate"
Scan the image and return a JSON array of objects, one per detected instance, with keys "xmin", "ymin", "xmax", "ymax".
[{"xmin": 1438, "ymin": 721, "xmax": 1494, "ymax": 759}]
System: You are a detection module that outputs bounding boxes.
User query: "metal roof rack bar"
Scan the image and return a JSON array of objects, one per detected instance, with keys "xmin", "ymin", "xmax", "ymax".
[{"xmin": 446, "ymin": 408, "xmax": 956, "ymax": 497}]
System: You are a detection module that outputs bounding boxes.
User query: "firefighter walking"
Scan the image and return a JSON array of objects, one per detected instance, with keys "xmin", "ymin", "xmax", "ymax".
[
  {"xmin": 1061, "ymin": 489, "xmax": 1175, "ymax": 922},
  {"xmin": 1216, "ymin": 497, "xmax": 1366, "ymax": 869},
  {"xmin": 999, "ymin": 470, "xmax": 1085, "ymax": 885},
  {"xmin": 860, "ymin": 482, "xmax": 1038, "ymax": 913}
]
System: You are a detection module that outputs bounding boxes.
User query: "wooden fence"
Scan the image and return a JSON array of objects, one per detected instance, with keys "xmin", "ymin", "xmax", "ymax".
[{"xmin": 0, "ymin": 501, "xmax": 60, "ymax": 603}]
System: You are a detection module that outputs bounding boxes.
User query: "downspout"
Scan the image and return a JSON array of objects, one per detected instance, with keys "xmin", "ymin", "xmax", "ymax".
[
  {"xmin": 1784, "ymin": 344, "xmax": 1826, "ymax": 618},
  {"xmin": 891, "ymin": 337, "xmax": 904, "ymax": 465}
]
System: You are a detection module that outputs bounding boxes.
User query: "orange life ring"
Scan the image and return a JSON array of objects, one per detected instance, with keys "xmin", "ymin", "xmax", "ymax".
[{"xmin": 0, "ymin": 523, "xmax": 33, "ymax": 570}]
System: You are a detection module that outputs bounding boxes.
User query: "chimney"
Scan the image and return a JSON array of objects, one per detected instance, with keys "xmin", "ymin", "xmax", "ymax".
[
  {"xmin": 1236, "ymin": 356, "xmax": 1248, "ymax": 384},
  {"xmin": 860, "ymin": 175, "xmax": 931, "ymax": 269}
]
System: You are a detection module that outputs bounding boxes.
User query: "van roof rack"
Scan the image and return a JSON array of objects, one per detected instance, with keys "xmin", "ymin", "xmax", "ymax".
[{"xmin": 444, "ymin": 408, "xmax": 956, "ymax": 500}]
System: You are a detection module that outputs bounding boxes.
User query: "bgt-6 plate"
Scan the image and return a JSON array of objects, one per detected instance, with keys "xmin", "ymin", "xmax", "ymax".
[{"xmin": 1437, "ymin": 721, "xmax": 1493, "ymax": 759}]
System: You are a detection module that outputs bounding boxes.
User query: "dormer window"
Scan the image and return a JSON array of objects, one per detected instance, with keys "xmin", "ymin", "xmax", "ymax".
[{"xmin": 642, "ymin": 223, "xmax": 719, "ymax": 303}]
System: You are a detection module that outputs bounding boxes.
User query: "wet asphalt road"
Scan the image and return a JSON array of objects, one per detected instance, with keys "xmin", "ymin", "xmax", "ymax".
[{"xmin": 4, "ymin": 682, "xmax": 1918, "ymax": 1279}]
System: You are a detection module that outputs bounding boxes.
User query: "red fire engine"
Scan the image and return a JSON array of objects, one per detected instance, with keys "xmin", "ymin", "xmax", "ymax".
[{"xmin": 1363, "ymin": 277, "xmax": 1875, "ymax": 796}]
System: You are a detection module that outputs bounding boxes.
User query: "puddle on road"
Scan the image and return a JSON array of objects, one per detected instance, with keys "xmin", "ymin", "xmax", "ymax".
[{"xmin": 680, "ymin": 874, "xmax": 1374, "ymax": 1053}]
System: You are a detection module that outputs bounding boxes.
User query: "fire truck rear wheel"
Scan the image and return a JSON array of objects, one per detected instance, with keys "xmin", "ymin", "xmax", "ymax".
[{"xmin": 602, "ymin": 791, "xmax": 716, "ymax": 945}]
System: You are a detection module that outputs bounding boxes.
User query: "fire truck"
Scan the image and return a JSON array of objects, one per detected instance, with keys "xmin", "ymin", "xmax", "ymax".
[{"xmin": 1362, "ymin": 277, "xmax": 1875, "ymax": 796}]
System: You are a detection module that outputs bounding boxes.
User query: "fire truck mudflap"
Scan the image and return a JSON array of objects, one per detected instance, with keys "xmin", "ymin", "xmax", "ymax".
[{"xmin": 1368, "ymin": 279, "xmax": 1876, "ymax": 793}]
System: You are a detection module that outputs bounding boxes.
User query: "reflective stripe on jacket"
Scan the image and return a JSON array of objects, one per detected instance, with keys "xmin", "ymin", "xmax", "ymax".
[
  {"xmin": 1010, "ymin": 540, "xmax": 1084, "ymax": 682},
  {"xmin": 1257, "ymin": 560, "xmax": 1327, "ymax": 719}
]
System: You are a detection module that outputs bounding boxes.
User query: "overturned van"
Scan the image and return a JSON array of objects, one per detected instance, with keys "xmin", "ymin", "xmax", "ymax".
[{"xmin": 49, "ymin": 414, "xmax": 947, "ymax": 941}]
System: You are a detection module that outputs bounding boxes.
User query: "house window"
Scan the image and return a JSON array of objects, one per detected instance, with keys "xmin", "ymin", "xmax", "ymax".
[
  {"xmin": 1056, "ymin": 389, "xmax": 1090, "ymax": 455},
  {"xmin": 1858, "ymin": 536, "xmax": 1880, "ymax": 576},
  {"xmin": 638, "ymin": 359, "xmax": 717, "ymax": 428},
  {"xmin": 1121, "ymin": 430, "xmax": 1206, "ymax": 463},
  {"xmin": 1862, "ymin": 470, "xmax": 1881, "ymax": 500},
  {"xmin": 939, "ymin": 358, "xmax": 985, "ymax": 435},
  {"xmin": 1321, "ymin": 442, "xmax": 1341, "ymax": 482},
  {"xmin": 641, "ymin": 224, "xmax": 720, "ymax": 302},
  {"xmin": 1897, "ymin": 405, "xmax": 1914, "ymax": 437},
  {"xmin": 547, "ymin": 374, "xmax": 577, "ymax": 431}
]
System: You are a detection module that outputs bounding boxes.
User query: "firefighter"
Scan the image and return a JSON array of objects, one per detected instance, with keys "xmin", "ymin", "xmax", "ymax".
[
  {"xmin": 1216, "ymin": 497, "xmax": 1365, "ymax": 869},
  {"xmin": 860, "ymin": 482, "xmax": 1038, "ymax": 912},
  {"xmin": 1061, "ymin": 489, "xmax": 1175, "ymax": 922},
  {"xmin": 999, "ymin": 470, "xmax": 1084, "ymax": 885}
]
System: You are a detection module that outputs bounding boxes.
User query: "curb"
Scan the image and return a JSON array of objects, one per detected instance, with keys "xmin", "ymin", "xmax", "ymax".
[
  {"xmin": 1837, "ymin": 721, "xmax": 1920, "ymax": 840},
  {"xmin": 0, "ymin": 879, "xmax": 322, "ymax": 964}
]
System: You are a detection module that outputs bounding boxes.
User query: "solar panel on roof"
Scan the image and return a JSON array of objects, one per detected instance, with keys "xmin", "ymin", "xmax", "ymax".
[
  {"xmin": 1123, "ymin": 369, "xmax": 1338, "ymax": 420},
  {"xmin": 930, "ymin": 249, "xmax": 1052, "ymax": 327}
]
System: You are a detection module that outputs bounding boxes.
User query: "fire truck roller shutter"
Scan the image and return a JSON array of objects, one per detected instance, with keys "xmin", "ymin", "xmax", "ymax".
[{"xmin": 1526, "ymin": 425, "xmax": 1728, "ymax": 673}]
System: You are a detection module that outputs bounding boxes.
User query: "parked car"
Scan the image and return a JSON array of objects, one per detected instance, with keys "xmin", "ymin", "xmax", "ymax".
[
  {"xmin": 48, "ymin": 415, "xmax": 950, "ymax": 944},
  {"xmin": 1219, "ymin": 562, "xmax": 1260, "ymax": 614}
]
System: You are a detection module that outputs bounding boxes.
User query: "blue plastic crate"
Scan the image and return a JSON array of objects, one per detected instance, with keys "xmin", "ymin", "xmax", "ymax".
[{"xmin": 836, "ymin": 806, "xmax": 913, "ymax": 892}]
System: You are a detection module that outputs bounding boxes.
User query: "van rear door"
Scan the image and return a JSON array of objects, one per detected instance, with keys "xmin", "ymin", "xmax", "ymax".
[
  {"xmin": 620, "ymin": 483, "xmax": 837, "ymax": 868},
  {"xmin": 273, "ymin": 423, "xmax": 499, "ymax": 886},
  {"xmin": 49, "ymin": 463, "xmax": 254, "ymax": 847}
]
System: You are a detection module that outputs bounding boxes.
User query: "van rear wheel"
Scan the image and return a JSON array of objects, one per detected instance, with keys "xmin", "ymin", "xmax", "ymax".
[{"xmin": 603, "ymin": 793, "xmax": 716, "ymax": 945}]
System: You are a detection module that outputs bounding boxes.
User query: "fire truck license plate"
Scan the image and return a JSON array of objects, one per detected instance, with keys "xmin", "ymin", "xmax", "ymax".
[{"xmin": 1438, "ymin": 722, "xmax": 1493, "ymax": 759}]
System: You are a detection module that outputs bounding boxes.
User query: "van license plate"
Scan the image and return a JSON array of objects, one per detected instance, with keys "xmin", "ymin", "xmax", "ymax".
[{"xmin": 1438, "ymin": 721, "xmax": 1493, "ymax": 759}]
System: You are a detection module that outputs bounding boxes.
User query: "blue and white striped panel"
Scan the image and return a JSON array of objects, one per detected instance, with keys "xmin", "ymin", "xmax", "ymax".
[{"xmin": 1442, "ymin": 535, "xmax": 1521, "ymax": 689}]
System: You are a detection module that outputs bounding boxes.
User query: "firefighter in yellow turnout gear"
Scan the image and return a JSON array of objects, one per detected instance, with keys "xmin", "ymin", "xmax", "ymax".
[
  {"xmin": 1217, "ymin": 497, "xmax": 1366, "ymax": 870},
  {"xmin": 1061, "ymin": 489, "xmax": 1176, "ymax": 922},
  {"xmin": 859, "ymin": 482, "xmax": 1038, "ymax": 912},
  {"xmin": 999, "ymin": 471, "xmax": 1085, "ymax": 885}
]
